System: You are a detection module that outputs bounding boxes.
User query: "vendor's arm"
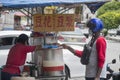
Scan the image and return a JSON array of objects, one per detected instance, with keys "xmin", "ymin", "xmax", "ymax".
[
  {"xmin": 95, "ymin": 37, "xmax": 106, "ymax": 79},
  {"xmin": 61, "ymin": 44, "xmax": 83, "ymax": 57},
  {"xmin": 25, "ymin": 45, "xmax": 42, "ymax": 53}
]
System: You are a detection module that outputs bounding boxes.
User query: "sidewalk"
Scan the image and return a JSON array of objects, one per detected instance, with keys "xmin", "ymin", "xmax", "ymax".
[{"xmin": 106, "ymin": 35, "xmax": 120, "ymax": 42}]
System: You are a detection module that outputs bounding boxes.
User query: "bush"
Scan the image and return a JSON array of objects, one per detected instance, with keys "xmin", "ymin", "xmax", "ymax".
[{"xmin": 98, "ymin": 11, "xmax": 120, "ymax": 30}]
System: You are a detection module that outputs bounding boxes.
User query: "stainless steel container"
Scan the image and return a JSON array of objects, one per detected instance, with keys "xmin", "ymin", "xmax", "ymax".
[{"xmin": 42, "ymin": 47, "xmax": 64, "ymax": 76}]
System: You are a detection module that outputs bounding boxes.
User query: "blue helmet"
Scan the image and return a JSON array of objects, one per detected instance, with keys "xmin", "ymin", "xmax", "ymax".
[{"xmin": 87, "ymin": 18, "xmax": 104, "ymax": 32}]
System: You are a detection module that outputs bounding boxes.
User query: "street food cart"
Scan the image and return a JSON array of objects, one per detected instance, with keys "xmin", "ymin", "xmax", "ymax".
[
  {"xmin": 25, "ymin": 14, "xmax": 75, "ymax": 80},
  {"xmin": 29, "ymin": 32, "xmax": 65, "ymax": 80}
]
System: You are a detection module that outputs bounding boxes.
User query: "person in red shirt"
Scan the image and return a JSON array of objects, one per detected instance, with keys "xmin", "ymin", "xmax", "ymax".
[
  {"xmin": 1, "ymin": 34, "xmax": 42, "ymax": 80},
  {"xmin": 61, "ymin": 18, "xmax": 107, "ymax": 80}
]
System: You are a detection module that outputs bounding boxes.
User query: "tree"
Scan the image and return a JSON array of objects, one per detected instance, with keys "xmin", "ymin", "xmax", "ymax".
[
  {"xmin": 98, "ymin": 11, "xmax": 120, "ymax": 30},
  {"xmin": 97, "ymin": 1, "xmax": 120, "ymax": 17},
  {"xmin": 97, "ymin": 1, "xmax": 120, "ymax": 30}
]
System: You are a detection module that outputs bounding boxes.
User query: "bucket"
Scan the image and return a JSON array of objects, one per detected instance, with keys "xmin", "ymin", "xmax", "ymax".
[{"xmin": 42, "ymin": 46, "xmax": 64, "ymax": 76}]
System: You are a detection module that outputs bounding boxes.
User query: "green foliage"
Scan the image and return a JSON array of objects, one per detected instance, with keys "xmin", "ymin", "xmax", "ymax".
[
  {"xmin": 98, "ymin": 11, "xmax": 120, "ymax": 30},
  {"xmin": 97, "ymin": 1, "xmax": 120, "ymax": 30},
  {"xmin": 97, "ymin": 1, "xmax": 120, "ymax": 17}
]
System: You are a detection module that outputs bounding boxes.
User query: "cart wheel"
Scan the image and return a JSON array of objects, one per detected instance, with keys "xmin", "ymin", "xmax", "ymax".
[{"xmin": 64, "ymin": 65, "xmax": 70, "ymax": 80}]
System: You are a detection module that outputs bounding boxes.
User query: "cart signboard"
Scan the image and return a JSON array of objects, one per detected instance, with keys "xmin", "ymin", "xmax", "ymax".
[{"xmin": 33, "ymin": 14, "xmax": 75, "ymax": 32}]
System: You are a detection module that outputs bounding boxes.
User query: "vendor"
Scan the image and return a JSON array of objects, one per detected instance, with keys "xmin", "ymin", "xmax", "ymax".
[{"xmin": 1, "ymin": 34, "xmax": 42, "ymax": 80}]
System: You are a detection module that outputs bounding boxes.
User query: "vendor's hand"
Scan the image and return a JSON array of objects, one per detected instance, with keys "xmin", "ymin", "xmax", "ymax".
[
  {"xmin": 60, "ymin": 44, "xmax": 68, "ymax": 49},
  {"xmin": 35, "ymin": 45, "xmax": 42, "ymax": 50}
]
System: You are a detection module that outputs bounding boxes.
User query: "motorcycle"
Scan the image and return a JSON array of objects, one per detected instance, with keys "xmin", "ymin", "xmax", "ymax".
[{"xmin": 106, "ymin": 59, "xmax": 120, "ymax": 80}]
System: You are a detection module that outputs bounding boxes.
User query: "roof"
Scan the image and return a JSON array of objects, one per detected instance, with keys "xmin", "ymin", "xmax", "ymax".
[
  {"xmin": 0, "ymin": 0, "xmax": 109, "ymax": 9},
  {"xmin": 14, "ymin": 12, "xmax": 26, "ymax": 16}
]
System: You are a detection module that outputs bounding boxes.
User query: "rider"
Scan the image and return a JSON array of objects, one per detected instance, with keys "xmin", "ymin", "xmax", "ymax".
[{"xmin": 61, "ymin": 18, "xmax": 107, "ymax": 80}]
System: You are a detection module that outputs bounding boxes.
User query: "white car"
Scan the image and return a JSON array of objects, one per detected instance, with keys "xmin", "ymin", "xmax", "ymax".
[
  {"xmin": 108, "ymin": 29, "xmax": 117, "ymax": 36},
  {"xmin": 0, "ymin": 30, "xmax": 85, "ymax": 79}
]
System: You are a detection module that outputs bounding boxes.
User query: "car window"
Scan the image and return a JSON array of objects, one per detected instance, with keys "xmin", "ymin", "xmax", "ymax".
[{"xmin": 0, "ymin": 37, "xmax": 16, "ymax": 49}]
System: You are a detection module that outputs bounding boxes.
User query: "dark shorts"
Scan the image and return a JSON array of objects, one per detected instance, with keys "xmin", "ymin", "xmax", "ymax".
[{"xmin": 1, "ymin": 71, "xmax": 20, "ymax": 80}]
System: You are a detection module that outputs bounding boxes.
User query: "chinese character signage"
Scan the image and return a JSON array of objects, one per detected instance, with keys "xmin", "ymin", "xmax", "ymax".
[{"xmin": 33, "ymin": 14, "xmax": 75, "ymax": 32}]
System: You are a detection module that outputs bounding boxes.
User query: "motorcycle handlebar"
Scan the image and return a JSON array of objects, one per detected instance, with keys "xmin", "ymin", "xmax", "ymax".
[{"xmin": 107, "ymin": 66, "xmax": 114, "ymax": 73}]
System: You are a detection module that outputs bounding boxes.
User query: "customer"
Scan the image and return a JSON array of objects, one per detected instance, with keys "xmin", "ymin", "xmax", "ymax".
[
  {"xmin": 61, "ymin": 18, "xmax": 107, "ymax": 80},
  {"xmin": 1, "ymin": 34, "xmax": 42, "ymax": 80}
]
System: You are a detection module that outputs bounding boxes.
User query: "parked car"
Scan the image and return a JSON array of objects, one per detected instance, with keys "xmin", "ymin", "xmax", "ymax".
[
  {"xmin": 58, "ymin": 28, "xmax": 87, "ymax": 46},
  {"xmin": 117, "ymin": 31, "xmax": 120, "ymax": 35},
  {"xmin": 108, "ymin": 29, "xmax": 117, "ymax": 36},
  {"xmin": 116, "ymin": 25, "xmax": 120, "ymax": 35}
]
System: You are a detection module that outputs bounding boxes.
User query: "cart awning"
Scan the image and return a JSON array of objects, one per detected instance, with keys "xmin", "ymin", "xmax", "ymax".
[{"xmin": 0, "ymin": 0, "xmax": 109, "ymax": 9}]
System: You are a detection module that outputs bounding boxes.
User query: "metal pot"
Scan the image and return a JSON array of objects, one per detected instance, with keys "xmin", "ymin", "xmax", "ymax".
[{"xmin": 42, "ymin": 47, "xmax": 64, "ymax": 76}]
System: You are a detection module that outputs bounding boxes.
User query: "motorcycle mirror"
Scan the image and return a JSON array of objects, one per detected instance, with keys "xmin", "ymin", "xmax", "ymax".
[{"xmin": 112, "ymin": 59, "xmax": 116, "ymax": 64}]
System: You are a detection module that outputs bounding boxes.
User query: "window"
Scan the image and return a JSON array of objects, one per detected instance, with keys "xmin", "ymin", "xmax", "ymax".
[
  {"xmin": 0, "ymin": 37, "xmax": 15, "ymax": 49},
  {"xmin": 1, "ymin": 37, "xmax": 13, "ymax": 46}
]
